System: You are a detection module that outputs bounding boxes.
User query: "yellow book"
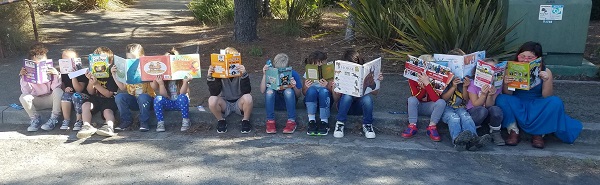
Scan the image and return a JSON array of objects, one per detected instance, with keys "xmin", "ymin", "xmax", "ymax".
[{"xmin": 210, "ymin": 53, "xmax": 242, "ymax": 78}]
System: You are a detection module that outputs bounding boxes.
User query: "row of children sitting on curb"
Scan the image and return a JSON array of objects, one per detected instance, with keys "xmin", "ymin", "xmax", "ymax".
[{"xmin": 19, "ymin": 41, "xmax": 582, "ymax": 151}]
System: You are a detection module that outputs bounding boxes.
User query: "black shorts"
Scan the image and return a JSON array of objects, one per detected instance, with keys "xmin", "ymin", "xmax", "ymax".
[{"xmin": 85, "ymin": 96, "xmax": 118, "ymax": 119}]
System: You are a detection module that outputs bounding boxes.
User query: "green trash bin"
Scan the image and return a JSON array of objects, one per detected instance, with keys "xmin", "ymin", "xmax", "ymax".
[{"xmin": 503, "ymin": 0, "xmax": 592, "ymax": 66}]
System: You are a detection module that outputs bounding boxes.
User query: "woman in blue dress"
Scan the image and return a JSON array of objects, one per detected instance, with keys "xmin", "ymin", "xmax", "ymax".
[{"xmin": 496, "ymin": 41, "xmax": 582, "ymax": 149}]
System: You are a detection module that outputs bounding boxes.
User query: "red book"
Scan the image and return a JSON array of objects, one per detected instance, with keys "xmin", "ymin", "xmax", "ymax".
[{"xmin": 140, "ymin": 55, "xmax": 170, "ymax": 81}]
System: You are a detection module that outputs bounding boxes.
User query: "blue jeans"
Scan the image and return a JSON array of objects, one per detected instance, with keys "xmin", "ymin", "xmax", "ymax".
[
  {"xmin": 154, "ymin": 94, "xmax": 189, "ymax": 122},
  {"xmin": 265, "ymin": 88, "xmax": 296, "ymax": 120},
  {"xmin": 336, "ymin": 94, "xmax": 373, "ymax": 125},
  {"xmin": 304, "ymin": 86, "xmax": 331, "ymax": 121},
  {"xmin": 442, "ymin": 106, "xmax": 477, "ymax": 142},
  {"xmin": 115, "ymin": 93, "xmax": 153, "ymax": 124}
]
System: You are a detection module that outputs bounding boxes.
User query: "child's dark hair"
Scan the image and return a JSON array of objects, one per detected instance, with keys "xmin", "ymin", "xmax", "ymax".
[
  {"xmin": 447, "ymin": 48, "xmax": 466, "ymax": 55},
  {"xmin": 342, "ymin": 49, "xmax": 365, "ymax": 65},
  {"xmin": 28, "ymin": 43, "xmax": 48, "ymax": 60},
  {"xmin": 304, "ymin": 50, "xmax": 327, "ymax": 65},
  {"xmin": 514, "ymin": 41, "xmax": 544, "ymax": 70},
  {"xmin": 165, "ymin": 47, "xmax": 179, "ymax": 55}
]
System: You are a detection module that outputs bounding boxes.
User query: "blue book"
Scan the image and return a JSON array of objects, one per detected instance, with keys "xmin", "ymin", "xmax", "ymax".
[{"xmin": 114, "ymin": 55, "xmax": 142, "ymax": 84}]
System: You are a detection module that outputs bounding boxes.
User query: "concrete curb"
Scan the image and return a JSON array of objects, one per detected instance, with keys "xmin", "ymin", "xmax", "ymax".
[{"xmin": 3, "ymin": 107, "xmax": 598, "ymax": 144}]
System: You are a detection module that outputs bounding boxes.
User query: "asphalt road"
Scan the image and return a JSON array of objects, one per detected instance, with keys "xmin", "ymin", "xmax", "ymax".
[{"xmin": 1, "ymin": 124, "xmax": 599, "ymax": 185}]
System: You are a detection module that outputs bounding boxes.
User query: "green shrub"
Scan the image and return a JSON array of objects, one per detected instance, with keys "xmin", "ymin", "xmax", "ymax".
[
  {"xmin": 384, "ymin": 0, "xmax": 520, "ymax": 58},
  {"xmin": 338, "ymin": 0, "xmax": 403, "ymax": 45},
  {"xmin": 0, "ymin": 2, "xmax": 36, "ymax": 56},
  {"xmin": 187, "ymin": 0, "xmax": 234, "ymax": 26},
  {"xmin": 270, "ymin": 0, "xmax": 323, "ymax": 35}
]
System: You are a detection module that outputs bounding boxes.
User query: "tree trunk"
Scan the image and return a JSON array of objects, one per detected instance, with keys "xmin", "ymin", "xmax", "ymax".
[
  {"xmin": 344, "ymin": 0, "xmax": 355, "ymax": 41},
  {"xmin": 262, "ymin": 0, "xmax": 273, "ymax": 18},
  {"xmin": 234, "ymin": 0, "xmax": 259, "ymax": 43}
]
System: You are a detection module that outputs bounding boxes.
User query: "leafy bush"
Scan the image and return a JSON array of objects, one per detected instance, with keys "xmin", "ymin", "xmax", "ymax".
[
  {"xmin": 0, "ymin": 2, "xmax": 36, "ymax": 56},
  {"xmin": 270, "ymin": 0, "xmax": 323, "ymax": 35},
  {"xmin": 385, "ymin": 0, "xmax": 520, "ymax": 58},
  {"xmin": 187, "ymin": 0, "xmax": 234, "ymax": 26},
  {"xmin": 338, "ymin": 0, "xmax": 403, "ymax": 45}
]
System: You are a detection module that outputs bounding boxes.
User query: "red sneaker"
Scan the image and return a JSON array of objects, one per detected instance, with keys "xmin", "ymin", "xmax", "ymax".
[
  {"xmin": 266, "ymin": 120, "xmax": 276, "ymax": 134},
  {"xmin": 401, "ymin": 124, "xmax": 418, "ymax": 138},
  {"xmin": 282, "ymin": 120, "xmax": 297, "ymax": 134},
  {"xmin": 426, "ymin": 125, "xmax": 441, "ymax": 142}
]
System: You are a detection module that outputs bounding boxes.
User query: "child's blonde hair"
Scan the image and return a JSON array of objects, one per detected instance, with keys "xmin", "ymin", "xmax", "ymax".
[
  {"xmin": 483, "ymin": 58, "xmax": 498, "ymax": 64},
  {"xmin": 93, "ymin": 46, "xmax": 114, "ymax": 64},
  {"xmin": 62, "ymin": 48, "xmax": 78, "ymax": 58},
  {"xmin": 273, "ymin": 53, "xmax": 289, "ymax": 68},
  {"xmin": 165, "ymin": 47, "xmax": 179, "ymax": 55},
  {"xmin": 304, "ymin": 50, "xmax": 327, "ymax": 65},
  {"xmin": 126, "ymin": 43, "xmax": 145, "ymax": 58},
  {"xmin": 28, "ymin": 43, "xmax": 48, "ymax": 60},
  {"xmin": 224, "ymin": 47, "xmax": 239, "ymax": 54}
]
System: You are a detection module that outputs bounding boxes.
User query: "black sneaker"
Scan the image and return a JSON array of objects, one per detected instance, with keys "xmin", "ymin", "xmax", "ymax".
[
  {"xmin": 217, "ymin": 120, "xmax": 227, "ymax": 133},
  {"xmin": 307, "ymin": 120, "xmax": 318, "ymax": 136},
  {"xmin": 453, "ymin": 131, "xmax": 474, "ymax": 151},
  {"xmin": 241, "ymin": 120, "xmax": 252, "ymax": 134},
  {"xmin": 317, "ymin": 122, "xmax": 329, "ymax": 136},
  {"xmin": 467, "ymin": 134, "xmax": 492, "ymax": 151}
]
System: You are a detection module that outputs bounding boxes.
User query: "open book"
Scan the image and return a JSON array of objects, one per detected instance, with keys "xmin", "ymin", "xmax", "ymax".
[
  {"xmin": 114, "ymin": 55, "xmax": 141, "ymax": 84},
  {"xmin": 210, "ymin": 52, "xmax": 242, "ymax": 78},
  {"xmin": 140, "ymin": 54, "xmax": 202, "ymax": 81},
  {"xmin": 474, "ymin": 60, "xmax": 507, "ymax": 89},
  {"xmin": 23, "ymin": 59, "xmax": 53, "ymax": 84},
  {"xmin": 506, "ymin": 58, "xmax": 542, "ymax": 91},
  {"xmin": 433, "ymin": 51, "xmax": 485, "ymax": 79},
  {"xmin": 404, "ymin": 55, "xmax": 454, "ymax": 94},
  {"xmin": 333, "ymin": 57, "xmax": 382, "ymax": 97},
  {"xmin": 58, "ymin": 58, "xmax": 82, "ymax": 74},
  {"xmin": 266, "ymin": 66, "xmax": 293, "ymax": 91},
  {"xmin": 305, "ymin": 62, "xmax": 334, "ymax": 81},
  {"xmin": 88, "ymin": 54, "xmax": 110, "ymax": 78}
]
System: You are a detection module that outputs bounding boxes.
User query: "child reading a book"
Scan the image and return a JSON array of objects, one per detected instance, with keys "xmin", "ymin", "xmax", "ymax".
[
  {"xmin": 302, "ymin": 50, "xmax": 333, "ymax": 136},
  {"xmin": 402, "ymin": 56, "xmax": 446, "ymax": 141},
  {"xmin": 466, "ymin": 58, "xmax": 505, "ymax": 146},
  {"xmin": 19, "ymin": 43, "xmax": 64, "ymax": 132},
  {"xmin": 207, "ymin": 47, "xmax": 253, "ymax": 134},
  {"xmin": 332, "ymin": 49, "xmax": 383, "ymax": 139},
  {"xmin": 112, "ymin": 43, "xmax": 156, "ymax": 131},
  {"xmin": 151, "ymin": 48, "xmax": 192, "ymax": 132},
  {"xmin": 76, "ymin": 47, "xmax": 120, "ymax": 139},
  {"xmin": 260, "ymin": 53, "xmax": 302, "ymax": 134},
  {"xmin": 496, "ymin": 41, "xmax": 582, "ymax": 148},
  {"xmin": 58, "ymin": 48, "xmax": 88, "ymax": 130}
]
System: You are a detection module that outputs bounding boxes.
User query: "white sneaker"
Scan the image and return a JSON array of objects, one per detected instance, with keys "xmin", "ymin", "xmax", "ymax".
[
  {"xmin": 27, "ymin": 116, "xmax": 41, "ymax": 132},
  {"xmin": 96, "ymin": 125, "xmax": 116, "ymax": 137},
  {"xmin": 156, "ymin": 121, "xmax": 165, "ymax": 132},
  {"xmin": 72, "ymin": 120, "xmax": 83, "ymax": 131},
  {"xmin": 76, "ymin": 123, "xmax": 97, "ymax": 139},
  {"xmin": 41, "ymin": 117, "xmax": 58, "ymax": 131},
  {"xmin": 333, "ymin": 121, "xmax": 344, "ymax": 138},
  {"xmin": 59, "ymin": 120, "xmax": 70, "ymax": 130},
  {"xmin": 181, "ymin": 119, "xmax": 190, "ymax": 131},
  {"xmin": 362, "ymin": 124, "xmax": 376, "ymax": 139}
]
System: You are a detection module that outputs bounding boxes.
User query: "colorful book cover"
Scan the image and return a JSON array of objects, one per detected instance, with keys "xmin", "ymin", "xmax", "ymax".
[
  {"xmin": 404, "ymin": 55, "xmax": 454, "ymax": 94},
  {"xmin": 266, "ymin": 66, "xmax": 293, "ymax": 91},
  {"xmin": 210, "ymin": 53, "xmax": 242, "ymax": 78},
  {"xmin": 506, "ymin": 58, "xmax": 542, "ymax": 90},
  {"xmin": 305, "ymin": 62, "xmax": 334, "ymax": 81},
  {"xmin": 433, "ymin": 51, "xmax": 485, "ymax": 79},
  {"xmin": 333, "ymin": 57, "xmax": 382, "ymax": 97},
  {"xmin": 23, "ymin": 59, "xmax": 53, "ymax": 84},
  {"xmin": 170, "ymin": 54, "xmax": 201, "ymax": 80},
  {"xmin": 114, "ymin": 55, "xmax": 142, "ymax": 84},
  {"xmin": 140, "ymin": 55, "xmax": 171, "ymax": 81},
  {"xmin": 58, "ymin": 58, "xmax": 82, "ymax": 74},
  {"xmin": 89, "ymin": 54, "xmax": 110, "ymax": 78},
  {"xmin": 474, "ymin": 60, "xmax": 507, "ymax": 89}
]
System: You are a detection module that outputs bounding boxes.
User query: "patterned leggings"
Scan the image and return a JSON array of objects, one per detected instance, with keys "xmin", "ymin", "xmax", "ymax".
[
  {"xmin": 153, "ymin": 94, "xmax": 189, "ymax": 122},
  {"xmin": 63, "ymin": 92, "xmax": 86, "ymax": 114}
]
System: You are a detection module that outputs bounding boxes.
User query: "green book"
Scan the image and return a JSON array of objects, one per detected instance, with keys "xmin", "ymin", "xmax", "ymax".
[{"xmin": 305, "ymin": 62, "xmax": 334, "ymax": 81}]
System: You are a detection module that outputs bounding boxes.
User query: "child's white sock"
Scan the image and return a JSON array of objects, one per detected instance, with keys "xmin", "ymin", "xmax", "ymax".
[{"xmin": 308, "ymin": 115, "xmax": 316, "ymax": 121}]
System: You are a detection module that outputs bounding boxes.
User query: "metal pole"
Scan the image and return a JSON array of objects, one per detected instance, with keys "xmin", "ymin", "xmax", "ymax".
[{"xmin": 25, "ymin": 0, "xmax": 38, "ymax": 42}]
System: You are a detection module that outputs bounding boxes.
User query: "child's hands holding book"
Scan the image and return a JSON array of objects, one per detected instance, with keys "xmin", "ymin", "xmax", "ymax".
[
  {"xmin": 304, "ymin": 79, "xmax": 313, "ymax": 87},
  {"xmin": 463, "ymin": 77, "xmax": 471, "ymax": 88},
  {"xmin": 481, "ymin": 84, "xmax": 491, "ymax": 95},
  {"xmin": 207, "ymin": 66, "xmax": 215, "ymax": 77},
  {"xmin": 47, "ymin": 67, "xmax": 59, "ymax": 75},
  {"xmin": 318, "ymin": 79, "xmax": 328, "ymax": 87},
  {"xmin": 19, "ymin": 67, "xmax": 26, "ymax": 76},
  {"xmin": 65, "ymin": 87, "xmax": 74, "ymax": 93},
  {"xmin": 155, "ymin": 75, "xmax": 164, "ymax": 86},
  {"xmin": 236, "ymin": 65, "xmax": 246, "ymax": 75},
  {"xmin": 417, "ymin": 72, "xmax": 430, "ymax": 87},
  {"xmin": 539, "ymin": 70, "xmax": 551, "ymax": 81},
  {"xmin": 378, "ymin": 74, "xmax": 383, "ymax": 81},
  {"xmin": 262, "ymin": 65, "xmax": 269, "ymax": 74},
  {"xmin": 183, "ymin": 73, "xmax": 193, "ymax": 83},
  {"xmin": 110, "ymin": 65, "xmax": 118, "ymax": 74}
]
